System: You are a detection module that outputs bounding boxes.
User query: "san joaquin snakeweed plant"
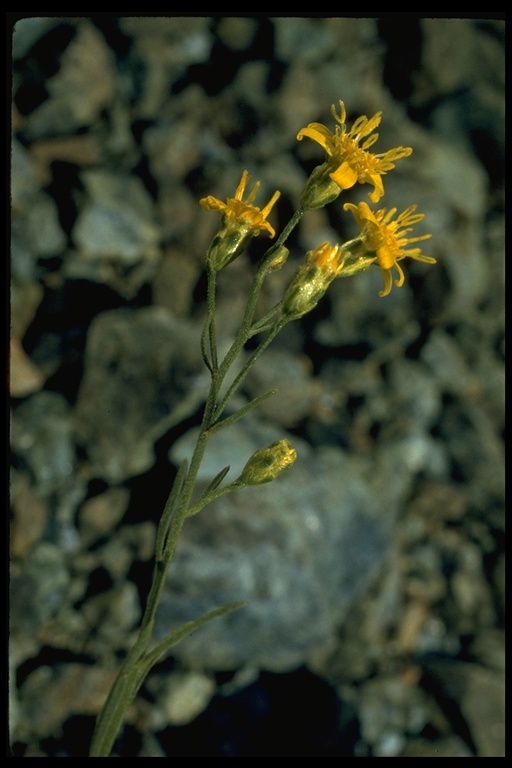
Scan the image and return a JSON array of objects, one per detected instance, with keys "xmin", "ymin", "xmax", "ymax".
[{"xmin": 90, "ymin": 100, "xmax": 435, "ymax": 756}]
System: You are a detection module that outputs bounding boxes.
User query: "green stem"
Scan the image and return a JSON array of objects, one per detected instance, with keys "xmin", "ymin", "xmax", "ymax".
[
  {"xmin": 265, "ymin": 208, "xmax": 304, "ymax": 262},
  {"xmin": 204, "ymin": 210, "xmax": 303, "ymax": 429},
  {"xmin": 206, "ymin": 264, "xmax": 218, "ymax": 372},
  {"xmin": 212, "ymin": 318, "xmax": 287, "ymax": 423},
  {"xmin": 187, "ymin": 479, "xmax": 244, "ymax": 517},
  {"xmin": 249, "ymin": 301, "xmax": 283, "ymax": 335},
  {"xmin": 200, "ymin": 265, "xmax": 218, "ymax": 373},
  {"xmin": 89, "ymin": 641, "xmax": 150, "ymax": 757},
  {"xmin": 90, "ymin": 428, "xmax": 212, "ymax": 757},
  {"xmin": 207, "ymin": 389, "xmax": 277, "ymax": 437},
  {"xmin": 155, "ymin": 460, "xmax": 187, "ymax": 562}
]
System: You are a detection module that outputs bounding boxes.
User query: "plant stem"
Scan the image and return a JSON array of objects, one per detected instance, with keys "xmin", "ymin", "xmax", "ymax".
[
  {"xmin": 212, "ymin": 318, "xmax": 287, "ymax": 423},
  {"xmin": 90, "ymin": 206, "xmax": 304, "ymax": 757},
  {"xmin": 90, "ymin": 429, "xmax": 211, "ymax": 757}
]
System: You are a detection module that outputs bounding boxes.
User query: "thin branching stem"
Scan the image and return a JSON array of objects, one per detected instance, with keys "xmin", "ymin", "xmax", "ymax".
[{"xmin": 90, "ymin": 202, "xmax": 304, "ymax": 758}]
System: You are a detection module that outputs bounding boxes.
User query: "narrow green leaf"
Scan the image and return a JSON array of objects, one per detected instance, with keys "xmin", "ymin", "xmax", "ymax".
[
  {"xmin": 209, "ymin": 389, "xmax": 277, "ymax": 435},
  {"xmin": 142, "ymin": 601, "xmax": 247, "ymax": 670},
  {"xmin": 155, "ymin": 459, "xmax": 188, "ymax": 562},
  {"xmin": 202, "ymin": 465, "xmax": 231, "ymax": 497},
  {"xmin": 186, "ymin": 479, "xmax": 244, "ymax": 518},
  {"xmin": 200, "ymin": 320, "xmax": 214, "ymax": 373}
]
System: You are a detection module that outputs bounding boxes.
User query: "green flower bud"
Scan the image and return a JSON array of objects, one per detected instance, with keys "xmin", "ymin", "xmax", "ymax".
[
  {"xmin": 281, "ymin": 242, "xmax": 344, "ymax": 320},
  {"xmin": 200, "ymin": 170, "xmax": 280, "ymax": 271},
  {"xmin": 205, "ymin": 218, "xmax": 253, "ymax": 271},
  {"xmin": 237, "ymin": 439, "xmax": 297, "ymax": 485},
  {"xmin": 299, "ymin": 163, "xmax": 342, "ymax": 210},
  {"xmin": 267, "ymin": 245, "xmax": 290, "ymax": 272}
]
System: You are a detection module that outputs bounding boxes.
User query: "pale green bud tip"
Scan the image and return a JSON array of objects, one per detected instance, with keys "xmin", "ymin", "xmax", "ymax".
[
  {"xmin": 237, "ymin": 439, "xmax": 297, "ymax": 485},
  {"xmin": 205, "ymin": 218, "xmax": 252, "ymax": 271},
  {"xmin": 299, "ymin": 164, "xmax": 342, "ymax": 210},
  {"xmin": 268, "ymin": 245, "xmax": 289, "ymax": 272}
]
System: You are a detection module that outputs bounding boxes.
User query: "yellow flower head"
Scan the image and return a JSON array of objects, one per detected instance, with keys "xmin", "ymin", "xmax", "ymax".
[
  {"xmin": 200, "ymin": 170, "xmax": 280, "ymax": 270},
  {"xmin": 297, "ymin": 101, "xmax": 412, "ymax": 204},
  {"xmin": 282, "ymin": 241, "xmax": 345, "ymax": 319},
  {"xmin": 200, "ymin": 169, "xmax": 280, "ymax": 236},
  {"xmin": 305, "ymin": 240, "xmax": 345, "ymax": 276},
  {"xmin": 343, "ymin": 201, "xmax": 436, "ymax": 297}
]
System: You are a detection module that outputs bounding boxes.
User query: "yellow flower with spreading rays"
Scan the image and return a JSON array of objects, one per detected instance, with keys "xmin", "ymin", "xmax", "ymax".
[
  {"xmin": 200, "ymin": 170, "xmax": 280, "ymax": 270},
  {"xmin": 297, "ymin": 101, "xmax": 412, "ymax": 207},
  {"xmin": 343, "ymin": 201, "xmax": 436, "ymax": 297}
]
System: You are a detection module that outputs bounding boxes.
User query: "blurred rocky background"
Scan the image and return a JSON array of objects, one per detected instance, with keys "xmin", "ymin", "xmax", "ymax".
[{"xmin": 9, "ymin": 15, "xmax": 504, "ymax": 757}]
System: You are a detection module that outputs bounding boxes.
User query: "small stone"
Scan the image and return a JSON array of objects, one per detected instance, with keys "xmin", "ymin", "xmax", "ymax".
[
  {"xmin": 161, "ymin": 671, "xmax": 216, "ymax": 725},
  {"xmin": 11, "ymin": 139, "xmax": 40, "ymax": 209},
  {"xmin": 78, "ymin": 487, "xmax": 130, "ymax": 546},
  {"xmin": 10, "ymin": 542, "xmax": 70, "ymax": 635},
  {"xmin": 46, "ymin": 21, "xmax": 116, "ymax": 127},
  {"xmin": 73, "ymin": 170, "xmax": 160, "ymax": 265},
  {"xmin": 9, "ymin": 338, "xmax": 45, "ymax": 398},
  {"xmin": 216, "ymin": 17, "xmax": 259, "ymax": 51},
  {"xmin": 10, "ymin": 472, "xmax": 49, "ymax": 558}
]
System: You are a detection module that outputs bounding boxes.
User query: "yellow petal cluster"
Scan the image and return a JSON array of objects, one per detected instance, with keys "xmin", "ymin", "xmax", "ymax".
[
  {"xmin": 200, "ymin": 170, "xmax": 280, "ymax": 270},
  {"xmin": 282, "ymin": 242, "xmax": 345, "ymax": 319},
  {"xmin": 343, "ymin": 201, "xmax": 436, "ymax": 296},
  {"xmin": 298, "ymin": 101, "xmax": 412, "ymax": 204}
]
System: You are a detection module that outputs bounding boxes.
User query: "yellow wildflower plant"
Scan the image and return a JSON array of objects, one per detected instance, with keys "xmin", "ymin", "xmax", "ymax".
[
  {"xmin": 282, "ymin": 241, "xmax": 345, "ymax": 319},
  {"xmin": 200, "ymin": 170, "xmax": 281, "ymax": 270},
  {"xmin": 91, "ymin": 98, "xmax": 436, "ymax": 758},
  {"xmin": 297, "ymin": 101, "xmax": 412, "ymax": 209},
  {"xmin": 343, "ymin": 201, "xmax": 436, "ymax": 297}
]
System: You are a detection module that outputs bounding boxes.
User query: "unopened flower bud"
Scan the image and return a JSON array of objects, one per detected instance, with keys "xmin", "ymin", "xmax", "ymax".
[
  {"xmin": 281, "ymin": 242, "xmax": 344, "ymax": 320},
  {"xmin": 267, "ymin": 245, "xmax": 290, "ymax": 272},
  {"xmin": 205, "ymin": 218, "xmax": 254, "ymax": 271},
  {"xmin": 237, "ymin": 439, "xmax": 297, "ymax": 485},
  {"xmin": 299, "ymin": 163, "xmax": 342, "ymax": 210}
]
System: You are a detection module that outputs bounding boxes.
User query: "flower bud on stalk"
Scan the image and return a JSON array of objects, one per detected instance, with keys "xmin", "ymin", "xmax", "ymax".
[{"xmin": 281, "ymin": 241, "xmax": 345, "ymax": 320}]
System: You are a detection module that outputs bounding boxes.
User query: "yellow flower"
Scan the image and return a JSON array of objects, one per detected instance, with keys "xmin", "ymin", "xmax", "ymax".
[
  {"xmin": 297, "ymin": 101, "xmax": 412, "ymax": 205},
  {"xmin": 343, "ymin": 201, "xmax": 436, "ymax": 297},
  {"xmin": 200, "ymin": 170, "xmax": 280, "ymax": 270},
  {"xmin": 305, "ymin": 240, "xmax": 345, "ymax": 275},
  {"xmin": 282, "ymin": 241, "xmax": 345, "ymax": 319}
]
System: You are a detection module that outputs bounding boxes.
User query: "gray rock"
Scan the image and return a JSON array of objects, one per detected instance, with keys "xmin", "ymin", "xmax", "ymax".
[
  {"xmin": 14, "ymin": 192, "xmax": 67, "ymax": 259},
  {"xmin": 155, "ymin": 422, "xmax": 411, "ymax": 671},
  {"xmin": 423, "ymin": 660, "xmax": 505, "ymax": 757},
  {"xmin": 74, "ymin": 307, "xmax": 206, "ymax": 483},
  {"xmin": 11, "ymin": 391, "xmax": 76, "ymax": 497},
  {"xmin": 73, "ymin": 169, "xmax": 159, "ymax": 264},
  {"xmin": 12, "ymin": 17, "xmax": 63, "ymax": 60},
  {"xmin": 10, "ymin": 542, "xmax": 70, "ymax": 635},
  {"xmin": 11, "ymin": 139, "xmax": 39, "ymax": 209}
]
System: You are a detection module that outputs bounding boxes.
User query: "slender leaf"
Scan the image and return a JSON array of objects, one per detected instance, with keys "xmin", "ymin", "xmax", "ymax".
[
  {"xmin": 142, "ymin": 601, "xmax": 247, "ymax": 670},
  {"xmin": 201, "ymin": 465, "xmax": 231, "ymax": 497},
  {"xmin": 155, "ymin": 459, "xmax": 188, "ymax": 562},
  {"xmin": 209, "ymin": 389, "xmax": 277, "ymax": 435}
]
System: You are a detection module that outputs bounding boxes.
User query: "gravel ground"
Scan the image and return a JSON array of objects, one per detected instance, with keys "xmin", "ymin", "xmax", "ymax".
[{"xmin": 10, "ymin": 15, "xmax": 504, "ymax": 757}]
